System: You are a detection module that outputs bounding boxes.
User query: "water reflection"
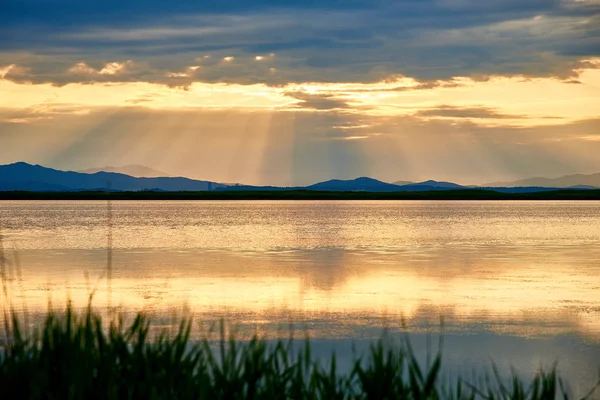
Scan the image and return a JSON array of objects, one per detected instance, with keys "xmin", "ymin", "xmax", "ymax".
[{"xmin": 1, "ymin": 245, "xmax": 598, "ymax": 341}]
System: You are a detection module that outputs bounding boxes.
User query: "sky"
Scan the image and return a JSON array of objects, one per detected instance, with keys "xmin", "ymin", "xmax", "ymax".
[{"xmin": 1, "ymin": 0, "xmax": 599, "ymax": 185}]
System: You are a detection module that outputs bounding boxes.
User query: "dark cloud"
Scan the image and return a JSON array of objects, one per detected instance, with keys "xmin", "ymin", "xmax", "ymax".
[
  {"xmin": 284, "ymin": 91, "xmax": 351, "ymax": 110},
  {"xmin": 1, "ymin": 0, "xmax": 599, "ymax": 85},
  {"xmin": 416, "ymin": 105, "xmax": 525, "ymax": 119}
]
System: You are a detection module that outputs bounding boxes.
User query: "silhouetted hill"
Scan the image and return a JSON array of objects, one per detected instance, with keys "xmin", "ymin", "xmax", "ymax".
[
  {"xmin": 219, "ymin": 177, "xmax": 470, "ymax": 193},
  {"xmin": 306, "ymin": 177, "xmax": 403, "ymax": 192},
  {"xmin": 0, "ymin": 181, "xmax": 71, "ymax": 192},
  {"xmin": 78, "ymin": 165, "xmax": 172, "ymax": 178},
  {"xmin": 401, "ymin": 180, "xmax": 464, "ymax": 189},
  {"xmin": 485, "ymin": 173, "xmax": 600, "ymax": 188},
  {"xmin": 0, "ymin": 162, "xmax": 224, "ymax": 191}
]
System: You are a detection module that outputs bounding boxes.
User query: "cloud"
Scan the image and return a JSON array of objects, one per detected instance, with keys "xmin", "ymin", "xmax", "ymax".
[
  {"xmin": 0, "ymin": 64, "xmax": 15, "ymax": 78},
  {"xmin": 2, "ymin": 67, "xmax": 598, "ymax": 128},
  {"xmin": 68, "ymin": 60, "xmax": 133, "ymax": 76},
  {"xmin": 0, "ymin": 104, "xmax": 91, "ymax": 124},
  {"xmin": 284, "ymin": 91, "xmax": 351, "ymax": 110}
]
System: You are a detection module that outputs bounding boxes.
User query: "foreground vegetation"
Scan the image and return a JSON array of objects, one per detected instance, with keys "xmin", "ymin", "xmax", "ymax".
[
  {"xmin": 1, "ymin": 308, "xmax": 598, "ymax": 399},
  {"xmin": 2, "ymin": 189, "xmax": 600, "ymax": 200}
]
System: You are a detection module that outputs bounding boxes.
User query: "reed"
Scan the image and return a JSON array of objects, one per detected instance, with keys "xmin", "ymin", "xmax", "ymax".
[{"xmin": 0, "ymin": 306, "xmax": 598, "ymax": 400}]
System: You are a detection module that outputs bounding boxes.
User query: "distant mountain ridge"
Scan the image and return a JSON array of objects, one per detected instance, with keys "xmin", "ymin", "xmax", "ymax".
[
  {"xmin": 404, "ymin": 180, "xmax": 464, "ymax": 189},
  {"xmin": 484, "ymin": 172, "xmax": 600, "ymax": 188},
  {"xmin": 78, "ymin": 165, "xmax": 172, "ymax": 178},
  {"xmin": 0, "ymin": 162, "xmax": 224, "ymax": 192},
  {"xmin": 303, "ymin": 177, "xmax": 468, "ymax": 192},
  {"xmin": 306, "ymin": 177, "xmax": 403, "ymax": 192}
]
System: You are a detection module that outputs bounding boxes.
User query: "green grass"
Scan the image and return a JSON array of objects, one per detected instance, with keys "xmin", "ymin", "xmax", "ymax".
[{"xmin": 1, "ymin": 306, "xmax": 598, "ymax": 399}]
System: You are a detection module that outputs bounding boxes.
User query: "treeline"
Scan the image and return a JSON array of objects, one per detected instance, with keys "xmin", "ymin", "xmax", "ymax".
[{"xmin": 2, "ymin": 189, "xmax": 600, "ymax": 200}]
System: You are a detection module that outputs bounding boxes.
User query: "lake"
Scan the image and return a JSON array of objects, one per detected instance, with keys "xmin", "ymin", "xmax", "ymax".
[{"xmin": 1, "ymin": 200, "xmax": 600, "ymax": 395}]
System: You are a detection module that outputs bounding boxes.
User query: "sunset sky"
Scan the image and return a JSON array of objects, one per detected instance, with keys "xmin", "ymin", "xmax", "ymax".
[{"xmin": 1, "ymin": 0, "xmax": 599, "ymax": 185}]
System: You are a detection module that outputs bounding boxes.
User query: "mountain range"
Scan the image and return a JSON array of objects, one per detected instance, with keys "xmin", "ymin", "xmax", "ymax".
[
  {"xmin": 0, "ymin": 162, "xmax": 224, "ymax": 192},
  {"xmin": 305, "ymin": 178, "xmax": 465, "ymax": 192},
  {"xmin": 0, "ymin": 162, "xmax": 599, "ymax": 193},
  {"xmin": 78, "ymin": 165, "xmax": 172, "ymax": 178}
]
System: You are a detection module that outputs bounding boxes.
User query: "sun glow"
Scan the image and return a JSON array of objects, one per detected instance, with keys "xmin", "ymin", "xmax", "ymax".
[{"xmin": 1, "ymin": 58, "xmax": 599, "ymax": 185}]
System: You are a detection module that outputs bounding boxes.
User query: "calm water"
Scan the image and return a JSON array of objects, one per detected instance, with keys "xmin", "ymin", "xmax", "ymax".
[{"xmin": 1, "ymin": 200, "xmax": 600, "ymax": 394}]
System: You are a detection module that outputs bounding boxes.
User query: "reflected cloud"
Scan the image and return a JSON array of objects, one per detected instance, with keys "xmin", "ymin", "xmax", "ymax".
[{"xmin": 3, "ymin": 248, "xmax": 599, "ymax": 342}]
